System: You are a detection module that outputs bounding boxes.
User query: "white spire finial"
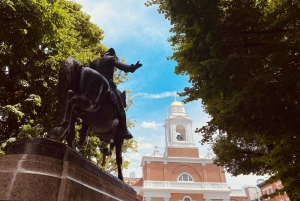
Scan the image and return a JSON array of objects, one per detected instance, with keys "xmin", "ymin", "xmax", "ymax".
[{"xmin": 174, "ymin": 92, "xmax": 177, "ymax": 101}]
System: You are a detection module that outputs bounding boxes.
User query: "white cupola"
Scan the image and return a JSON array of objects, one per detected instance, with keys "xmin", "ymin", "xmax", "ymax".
[
  {"xmin": 169, "ymin": 100, "xmax": 185, "ymax": 116},
  {"xmin": 163, "ymin": 95, "xmax": 196, "ymax": 156}
]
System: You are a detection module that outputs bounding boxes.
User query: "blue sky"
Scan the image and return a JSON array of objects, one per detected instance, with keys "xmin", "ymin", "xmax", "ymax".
[{"xmin": 74, "ymin": 0, "xmax": 264, "ymax": 188}]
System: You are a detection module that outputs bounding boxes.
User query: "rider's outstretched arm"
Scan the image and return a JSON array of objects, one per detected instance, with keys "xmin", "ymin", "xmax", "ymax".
[{"xmin": 114, "ymin": 61, "xmax": 142, "ymax": 73}]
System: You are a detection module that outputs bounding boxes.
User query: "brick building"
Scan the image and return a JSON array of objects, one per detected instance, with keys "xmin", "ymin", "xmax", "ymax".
[
  {"xmin": 243, "ymin": 186, "xmax": 261, "ymax": 201},
  {"xmin": 257, "ymin": 180, "xmax": 289, "ymax": 201},
  {"xmin": 131, "ymin": 100, "xmax": 247, "ymax": 201}
]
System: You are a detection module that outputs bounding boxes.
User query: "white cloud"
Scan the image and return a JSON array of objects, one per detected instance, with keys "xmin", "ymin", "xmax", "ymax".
[
  {"xmin": 125, "ymin": 152, "xmax": 141, "ymax": 160},
  {"xmin": 137, "ymin": 91, "xmax": 176, "ymax": 99},
  {"xmin": 73, "ymin": 0, "xmax": 172, "ymax": 47},
  {"xmin": 138, "ymin": 142, "xmax": 153, "ymax": 150},
  {"xmin": 226, "ymin": 173, "xmax": 265, "ymax": 188},
  {"xmin": 137, "ymin": 136, "xmax": 144, "ymax": 141},
  {"xmin": 141, "ymin": 121, "xmax": 163, "ymax": 130}
]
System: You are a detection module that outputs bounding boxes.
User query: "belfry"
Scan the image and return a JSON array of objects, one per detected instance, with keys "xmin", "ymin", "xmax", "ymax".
[{"xmin": 164, "ymin": 98, "xmax": 197, "ymax": 157}]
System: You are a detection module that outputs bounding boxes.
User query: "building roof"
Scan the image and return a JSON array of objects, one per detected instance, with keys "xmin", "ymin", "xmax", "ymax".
[
  {"xmin": 257, "ymin": 181, "xmax": 267, "ymax": 188},
  {"xmin": 170, "ymin": 101, "xmax": 183, "ymax": 106},
  {"xmin": 131, "ymin": 178, "xmax": 143, "ymax": 187}
]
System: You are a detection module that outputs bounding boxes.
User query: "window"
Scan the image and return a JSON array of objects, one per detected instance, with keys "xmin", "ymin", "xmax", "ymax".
[
  {"xmin": 183, "ymin": 196, "xmax": 192, "ymax": 201},
  {"xmin": 178, "ymin": 173, "xmax": 194, "ymax": 182}
]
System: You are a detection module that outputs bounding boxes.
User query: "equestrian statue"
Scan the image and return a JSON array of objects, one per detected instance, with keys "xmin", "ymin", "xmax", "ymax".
[{"xmin": 47, "ymin": 48, "xmax": 142, "ymax": 181}]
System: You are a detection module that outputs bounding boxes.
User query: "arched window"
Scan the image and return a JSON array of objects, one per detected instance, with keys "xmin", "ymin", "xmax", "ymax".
[
  {"xmin": 183, "ymin": 196, "xmax": 192, "ymax": 201},
  {"xmin": 178, "ymin": 173, "xmax": 194, "ymax": 182}
]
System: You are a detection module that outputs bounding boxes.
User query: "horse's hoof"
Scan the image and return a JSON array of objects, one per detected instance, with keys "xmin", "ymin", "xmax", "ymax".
[{"xmin": 47, "ymin": 127, "xmax": 66, "ymax": 140}]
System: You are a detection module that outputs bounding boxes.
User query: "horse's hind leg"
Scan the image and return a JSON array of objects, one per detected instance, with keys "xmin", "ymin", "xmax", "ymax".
[{"xmin": 79, "ymin": 123, "xmax": 89, "ymax": 145}]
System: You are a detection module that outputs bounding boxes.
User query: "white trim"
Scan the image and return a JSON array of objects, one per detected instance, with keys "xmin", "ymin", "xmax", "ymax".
[
  {"xmin": 137, "ymin": 181, "xmax": 232, "ymax": 200},
  {"xmin": 140, "ymin": 188, "xmax": 231, "ymax": 199},
  {"xmin": 183, "ymin": 196, "xmax": 192, "ymax": 201},
  {"xmin": 143, "ymin": 191, "xmax": 170, "ymax": 198},
  {"xmin": 142, "ymin": 180, "xmax": 229, "ymax": 191},
  {"xmin": 167, "ymin": 141, "xmax": 196, "ymax": 147},
  {"xmin": 203, "ymin": 193, "xmax": 230, "ymax": 201},
  {"xmin": 166, "ymin": 116, "xmax": 193, "ymax": 121},
  {"xmin": 229, "ymin": 189, "xmax": 247, "ymax": 197},
  {"xmin": 141, "ymin": 156, "xmax": 213, "ymax": 167}
]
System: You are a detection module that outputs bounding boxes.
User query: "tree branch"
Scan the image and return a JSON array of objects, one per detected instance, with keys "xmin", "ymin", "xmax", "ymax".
[{"xmin": 241, "ymin": 29, "xmax": 289, "ymax": 35}]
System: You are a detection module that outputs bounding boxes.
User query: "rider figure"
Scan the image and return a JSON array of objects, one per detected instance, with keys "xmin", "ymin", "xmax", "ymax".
[{"xmin": 89, "ymin": 48, "xmax": 142, "ymax": 140}]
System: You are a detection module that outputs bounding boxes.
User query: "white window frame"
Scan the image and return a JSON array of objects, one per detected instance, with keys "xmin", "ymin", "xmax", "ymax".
[
  {"xmin": 178, "ymin": 173, "xmax": 194, "ymax": 182},
  {"xmin": 183, "ymin": 196, "xmax": 192, "ymax": 201}
]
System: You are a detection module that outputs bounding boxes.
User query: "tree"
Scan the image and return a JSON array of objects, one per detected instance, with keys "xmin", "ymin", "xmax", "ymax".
[
  {"xmin": 0, "ymin": 0, "xmax": 137, "ymax": 174},
  {"xmin": 146, "ymin": 0, "xmax": 300, "ymax": 199}
]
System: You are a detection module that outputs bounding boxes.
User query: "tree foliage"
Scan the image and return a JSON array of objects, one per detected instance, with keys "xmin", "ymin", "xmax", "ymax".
[
  {"xmin": 146, "ymin": 0, "xmax": 300, "ymax": 199},
  {"xmin": 0, "ymin": 0, "xmax": 137, "ymax": 173}
]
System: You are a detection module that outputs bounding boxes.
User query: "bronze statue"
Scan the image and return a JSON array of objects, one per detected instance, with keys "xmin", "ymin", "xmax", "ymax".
[{"xmin": 47, "ymin": 48, "xmax": 142, "ymax": 181}]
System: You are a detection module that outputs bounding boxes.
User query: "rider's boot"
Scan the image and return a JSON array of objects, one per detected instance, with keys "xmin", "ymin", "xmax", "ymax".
[{"xmin": 120, "ymin": 111, "xmax": 133, "ymax": 140}]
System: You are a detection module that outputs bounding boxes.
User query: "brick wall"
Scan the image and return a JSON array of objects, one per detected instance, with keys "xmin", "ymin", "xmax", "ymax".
[
  {"xmin": 230, "ymin": 196, "xmax": 248, "ymax": 201},
  {"xmin": 167, "ymin": 147, "xmax": 199, "ymax": 157},
  {"xmin": 259, "ymin": 180, "xmax": 289, "ymax": 201},
  {"xmin": 142, "ymin": 160, "xmax": 226, "ymax": 183},
  {"xmin": 168, "ymin": 163, "xmax": 202, "ymax": 182},
  {"xmin": 150, "ymin": 162, "xmax": 164, "ymax": 181},
  {"xmin": 205, "ymin": 164, "xmax": 224, "ymax": 182}
]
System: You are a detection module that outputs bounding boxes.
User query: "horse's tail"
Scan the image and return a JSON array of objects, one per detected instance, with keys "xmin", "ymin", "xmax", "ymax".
[{"xmin": 57, "ymin": 58, "xmax": 82, "ymax": 123}]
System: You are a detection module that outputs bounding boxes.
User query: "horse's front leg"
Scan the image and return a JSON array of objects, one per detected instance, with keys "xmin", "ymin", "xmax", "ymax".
[
  {"xmin": 115, "ymin": 136, "xmax": 124, "ymax": 181},
  {"xmin": 48, "ymin": 90, "xmax": 95, "ymax": 141}
]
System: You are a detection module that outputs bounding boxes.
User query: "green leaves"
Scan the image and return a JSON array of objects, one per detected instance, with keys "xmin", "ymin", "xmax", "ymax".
[
  {"xmin": 0, "ymin": 0, "xmax": 138, "ymax": 174},
  {"xmin": 148, "ymin": 0, "xmax": 300, "ymax": 198},
  {"xmin": 2, "ymin": 104, "xmax": 24, "ymax": 123}
]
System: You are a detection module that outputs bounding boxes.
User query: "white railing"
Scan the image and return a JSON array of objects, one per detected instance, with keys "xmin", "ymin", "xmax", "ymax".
[
  {"xmin": 230, "ymin": 189, "xmax": 246, "ymax": 196},
  {"xmin": 143, "ymin": 181, "xmax": 229, "ymax": 190}
]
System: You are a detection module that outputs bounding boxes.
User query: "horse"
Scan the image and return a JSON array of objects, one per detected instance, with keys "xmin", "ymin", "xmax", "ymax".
[{"xmin": 47, "ymin": 58, "xmax": 125, "ymax": 181}]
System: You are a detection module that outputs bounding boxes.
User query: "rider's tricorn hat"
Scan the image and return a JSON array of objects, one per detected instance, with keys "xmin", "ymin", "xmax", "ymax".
[{"xmin": 105, "ymin": 48, "xmax": 116, "ymax": 56}]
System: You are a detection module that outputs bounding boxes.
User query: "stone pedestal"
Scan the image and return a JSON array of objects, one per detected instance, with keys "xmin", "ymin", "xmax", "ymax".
[{"xmin": 0, "ymin": 137, "xmax": 139, "ymax": 201}]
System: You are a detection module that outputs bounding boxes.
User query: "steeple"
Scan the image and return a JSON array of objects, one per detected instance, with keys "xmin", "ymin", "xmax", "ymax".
[{"xmin": 163, "ymin": 98, "xmax": 198, "ymax": 157}]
